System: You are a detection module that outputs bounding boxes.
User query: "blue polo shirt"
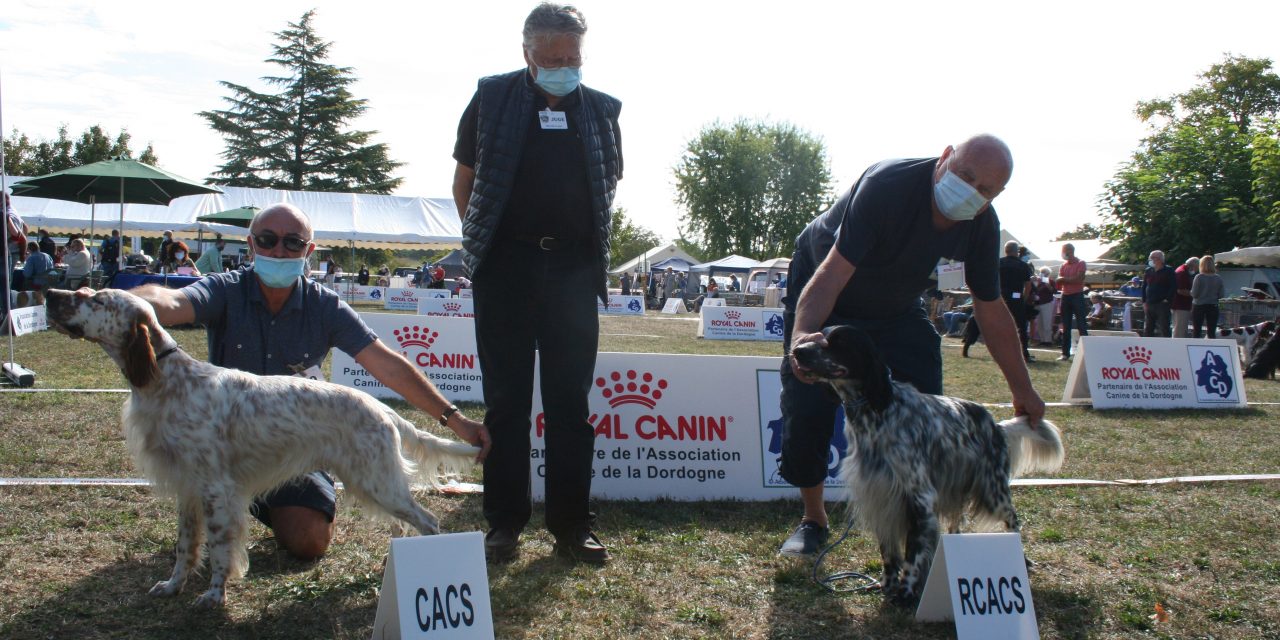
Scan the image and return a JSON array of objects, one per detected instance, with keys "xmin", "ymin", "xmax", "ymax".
[{"xmin": 182, "ymin": 269, "xmax": 378, "ymax": 375}]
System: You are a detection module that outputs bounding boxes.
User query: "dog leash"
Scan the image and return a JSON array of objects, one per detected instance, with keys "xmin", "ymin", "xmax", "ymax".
[{"xmin": 811, "ymin": 517, "xmax": 880, "ymax": 593}]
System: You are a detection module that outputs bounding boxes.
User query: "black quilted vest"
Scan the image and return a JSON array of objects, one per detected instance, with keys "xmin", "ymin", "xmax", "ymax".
[{"xmin": 460, "ymin": 69, "xmax": 622, "ymax": 300}]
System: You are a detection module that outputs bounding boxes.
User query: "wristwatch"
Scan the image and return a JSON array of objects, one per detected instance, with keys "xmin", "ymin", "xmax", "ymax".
[{"xmin": 438, "ymin": 404, "xmax": 459, "ymax": 426}]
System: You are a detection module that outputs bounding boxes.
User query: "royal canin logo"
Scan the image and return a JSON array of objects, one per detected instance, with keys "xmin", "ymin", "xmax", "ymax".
[
  {"xmin": 443, "ymin": 302, "xmax": 462, "ymax": 312},
  {"xmin": 1123, "ymin": 346, "xmax": 1152, "ymax": 365},
  {"xmin": 399, "ymin": 290, "xmax": 415, "ymax": 297},
  {"xmin": 724, "ymin": 310, "xmax": 742, "ymax": 320},
  {"xmin": 394, "ymin": 326, "xmax": 438, "ymax": 349},
  {"xmin": 595, "ymin": 370, "xmax": 668, "ymax": 409}
]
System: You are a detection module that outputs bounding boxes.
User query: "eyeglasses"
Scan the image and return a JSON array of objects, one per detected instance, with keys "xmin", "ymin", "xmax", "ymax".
[
  {"xmin": 527, "ymin": 49, "xmax": 584, "ymax": 69},
  {"xmin": 252, "ymin": 232, "xmax": 310, "ymax": 253}
]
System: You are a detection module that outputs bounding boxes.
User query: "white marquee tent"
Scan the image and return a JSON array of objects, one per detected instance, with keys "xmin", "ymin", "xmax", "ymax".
[{"xmin": 8, "ymin": 181, "xmax": 462, "ymax": 250}]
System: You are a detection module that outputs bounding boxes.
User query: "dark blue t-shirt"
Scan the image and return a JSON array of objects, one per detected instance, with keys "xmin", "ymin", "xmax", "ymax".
[
  {"xmin": 784, "ymin": 157, "xmax": 1000, "ymax": 320},
  {"xmin": 181, "ymin": 269, "xmax": 378, "ymax": 375}
]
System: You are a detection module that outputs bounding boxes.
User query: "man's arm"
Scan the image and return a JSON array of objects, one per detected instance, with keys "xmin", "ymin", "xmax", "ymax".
[
  {"xmin": 972, "ymin": 298, "xmax": 1045, "ymax": 423},
  {"xmin": 354, "ymin": 339, "xmax": 491, "ymax": 461},
  {"xmin": 789, "ymin": 244, "xmax": 856, "ymax": 379},
  {"xmin": 452, "ymin": 164, "xmax": 476, "ymax": 222},
  {"xmin": 130, "ymin": 284, "xmax": 197, "ymax": 326}
]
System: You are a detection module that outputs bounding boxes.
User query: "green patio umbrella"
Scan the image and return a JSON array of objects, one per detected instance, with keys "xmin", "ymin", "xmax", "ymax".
[
  {"xmin": 197, "ymin": 205, "xmax": 259, "ymax": 228},
  {"xmin": 10, "ymin": 158, "xmax": 222, "ymax": 272}
]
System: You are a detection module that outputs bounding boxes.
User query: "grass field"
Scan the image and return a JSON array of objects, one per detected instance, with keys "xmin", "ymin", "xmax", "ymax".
[{"xmin": 2, "ymin": 309, "xmax": 1279, "ymax": 639}]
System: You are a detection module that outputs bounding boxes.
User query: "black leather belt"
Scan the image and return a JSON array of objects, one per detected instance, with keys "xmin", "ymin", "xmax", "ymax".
[{"xmin": 513, "ymin": 235, "xmax": 574, "ymax": 251}]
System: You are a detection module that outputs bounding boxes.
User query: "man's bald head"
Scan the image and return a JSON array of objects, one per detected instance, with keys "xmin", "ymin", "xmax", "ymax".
[
  {"xmin": 248, "ymin": 203, "xmax": 315, "ymax": 259},
  {"xmin": 250, "ymin": 203, "xmax": 313, "ymax": 238},
  {"xmin": 948, "ymin": 134, "xmax": 1013, "ymax": 200}
]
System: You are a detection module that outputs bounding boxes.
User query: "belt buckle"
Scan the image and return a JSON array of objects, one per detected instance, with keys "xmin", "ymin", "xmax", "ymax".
[{"xmin": 538, "ymin": 236, "xmax": 555, "ymax": 251}]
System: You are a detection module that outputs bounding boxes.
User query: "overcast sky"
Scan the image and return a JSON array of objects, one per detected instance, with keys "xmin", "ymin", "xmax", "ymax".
[{"xmin": 3, "ymin": 0, "xmax": 1279, "ymax": 254}]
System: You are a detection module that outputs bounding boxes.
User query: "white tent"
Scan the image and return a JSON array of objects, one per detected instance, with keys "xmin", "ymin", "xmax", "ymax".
[
  {"xmin": 9, "ymin": 182, "xmax": 462, "ymax": 249},
  {"xmin": 609, "ymin": 242, "xmax": 699, "ymax": 275},
  {"xmin": 1215, "ymin": 246, "xmax": 1280, "ymax": 268}
]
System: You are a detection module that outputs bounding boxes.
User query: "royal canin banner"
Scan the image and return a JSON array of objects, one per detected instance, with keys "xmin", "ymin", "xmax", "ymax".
[
  {"xmin": 530, "ymin": 353, "xmax": 848, "ymax": 500},
  {"xmin": 383, "ymin": 288, "xmax": 449, "ymax": 311},
  {"xmin": 1064, "ymin": 336, "xmax": 1246, "ymax": 409},
  {"xmin": 597, "ymin": 294, "xmax": 645, "ymax": 316},
  {"xmin": 332, "ymin": 315, "xmax": 483, "ymax": 402},
  {"xmin": 419, "ymin": 297, "xmax": 475, "ymax": 318},
  {"xmin": 698, "ymin": 306, "xmax": 786, "ymax": 341},
  {"xmin": 327, "ymin": 283, "xmax": 385, "ymax": 303}
]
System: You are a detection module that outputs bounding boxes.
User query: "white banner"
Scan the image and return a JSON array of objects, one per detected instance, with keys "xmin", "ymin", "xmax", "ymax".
[
  {"xmin": 458, "ymin": 288, "xmax": 473, "ymax": 299},
  {"xmin": 597, "ymin": 294, "xmax": 645, "ymax": 315},
  {"xmin": 333, "ymin": 314, "xmax": 483, "ymax": 402},
  {"xmin": 916, "ymin": 533, "xmax": 1039, "ymax": 639},
  {"xmin": 372, "ymin": 532, "xmax": 494, "ymax": 639},
  {"xmin": 7, "ymin": 305, "xmax": 48, "ymax": 336},
  {"xmin": 529, "ymin": 352, "xmax": 848, "ymax": 500},
  {"xmin": 384, "ymin": 288, "xmax": 449, "ymax": 311},
  {"xmin": 698, "ymin": 306, "xmax": 786, "ymax": 341},
  {"xmin": 937, "ymin": 261, "xmax": 965, "ymax": 290},
  {"xmin": 328, "ymin": 283, "xmax": 386, "ymax": 303},
  {"xmin": 419, "ymin": 297, "xmax": 475, "ymax": 318},
  {"xmin": 1063, "ymin": 336, "xmax": 1246, "ymax": 409}
]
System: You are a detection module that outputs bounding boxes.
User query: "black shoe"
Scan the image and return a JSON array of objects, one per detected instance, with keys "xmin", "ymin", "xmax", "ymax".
[
  {"xmin": 779, "ymin": 520, "xmax": 829, "ymax": 558},
  {"xmin": 484, "ymin": 528, "xmax": 521, "ymax": 563},
  {"xmin": 554, "ymin": 530, "xmax": 610, "ymax": 564},
  {"xmin": 961, "ymin": 342, "xmax": 971, "ymax": 358}
]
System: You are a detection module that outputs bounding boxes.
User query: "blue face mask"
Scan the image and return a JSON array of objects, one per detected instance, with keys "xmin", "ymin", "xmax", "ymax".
[
  {"xmin": 934, "ymin": 170, "xmax": 989, "ymax": 221},
  {"xmin": 533, "ymin": 66, "xmax": 581, "ymax": 97},
  {"xmin": 1147, "ymin": 260, "xmax": 1156, "ymax": 269},
  {"xmin": 253, "ymin": 255, "xmax": 307, "ymax": 288}
]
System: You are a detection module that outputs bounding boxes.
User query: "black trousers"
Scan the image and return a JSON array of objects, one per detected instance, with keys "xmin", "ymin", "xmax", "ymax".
[
  {"xmin": 472, "ymin": 244, "xmax": 600, "ymax": 537},
  {"xmin": 1192, "ymin": 303, "xmax": 1220, "ymax": 338}
]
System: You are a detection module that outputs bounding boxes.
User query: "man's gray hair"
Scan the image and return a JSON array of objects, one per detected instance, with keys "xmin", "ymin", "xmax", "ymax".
[
  {"xmin": 1004, "ymin": 240, "xmax": 1019, "ymax": 256},
  {"xmin": 523, "ymin": 3, "xmax": 587, "ymax": 47}
]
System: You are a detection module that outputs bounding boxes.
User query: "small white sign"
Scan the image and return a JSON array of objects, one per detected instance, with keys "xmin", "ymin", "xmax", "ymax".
[
  {"xmin": 699, "ymin": 306, "xmax": 785, "ymax": 341},
  {"xmin": 384, "ymin": 288, "xmax": 449, "ymax": 311},
  {"xmin": 1062, "ymin": 337, "xmax": 1246, "ymax": 409},
  {"xmin": 702, "ymin": 298, "xmax": 726, "ymax": 308},
  {"xmin": 333, "ymin": 314, "xmax": 484, "ymax": 402},
  {"xmin": 458, "ymin": 288, "xmax": 474, "ymax": 299},
  {"xmin": 372, "ymin": 532, "xmax": 494, "ymax": 639},
  {"xmin": 420, "ymin": 297, "xmax": 475, "ymax": 318},
  {"xmin": 329, "ymin": 283, "xmax": 386, "ymax": 303},
  {"xmin": 8, "ymin": 305, "xmax": 47, "ymax": 336},
  {"xmin": 660, "ymin": 298, "xmax": 687, "ymax": 314},
  {"xmin": 916, "ymin": 533, "xmax": 1039, "ymax": 640},
  {"xmin": 597, "ymin": 294, "xmax": 645, "ymax": 316},
  {"xmin": 937, "ymin": 262, "xmax": 966, "ymax": 291}
]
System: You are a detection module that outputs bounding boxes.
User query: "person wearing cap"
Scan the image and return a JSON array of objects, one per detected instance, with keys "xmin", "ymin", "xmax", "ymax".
[{"xmin": 1119, "ymin": 276, "xmax": 1143, "ymax": 331}]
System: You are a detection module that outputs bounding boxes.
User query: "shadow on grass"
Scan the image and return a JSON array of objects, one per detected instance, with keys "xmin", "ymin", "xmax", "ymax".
[{"xmin": 0, "ymin": 550, "xmax": 379, "ymax": 640}]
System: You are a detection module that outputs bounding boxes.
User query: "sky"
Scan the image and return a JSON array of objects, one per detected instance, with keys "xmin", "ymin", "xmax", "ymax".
[{"xmin": 2, "ymin": 0, "xmax": 1279, "ymax": 254}]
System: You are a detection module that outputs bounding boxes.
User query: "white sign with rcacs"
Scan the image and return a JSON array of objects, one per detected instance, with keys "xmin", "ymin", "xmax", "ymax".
[
  {"xmin": 372, "ymin": 532, "xmax": 494, "ymax": 639},
  {"xmin": 916, "ymin": 533, "xmax": 1039, "ymax": 639}
]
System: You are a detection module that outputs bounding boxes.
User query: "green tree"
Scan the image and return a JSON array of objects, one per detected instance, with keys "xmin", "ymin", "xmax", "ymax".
[
  {"xmin": 608, "ymin": 207, "xmax": 663, "ymax": 268},
  {"xmin": 1053, "ymin": 222, "xmax": 1104, "ymax": 241},
  {"xmin": 1101, "ymin": 55, "xmax": 1280, "ymax": 262},
  {"xmin": 4, "ymin": 125, "xmax": 158, "ymax": 176},
  {"xmin": 674, "ymin": 119, "xmax": 832, "ymax": 259},
  {"xmin": 201, "ymin": 10, "xmax": 403, "ymax": 194}
]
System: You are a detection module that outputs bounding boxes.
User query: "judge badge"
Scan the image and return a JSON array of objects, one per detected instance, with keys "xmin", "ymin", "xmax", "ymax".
[{"xmin": 538, "ymin": 109, "xmax": 568, "ymax": 130}]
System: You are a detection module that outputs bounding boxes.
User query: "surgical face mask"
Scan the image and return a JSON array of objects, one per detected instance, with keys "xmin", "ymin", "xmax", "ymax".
[
  {"xmin": 1020, "ymin": 254, "xmax": 1031, "ymax": 263},
  {"xmin": 533, "ymin": 65, "xmax": 581, "ymax": 97},
  {"xmin": 934, "ymin": 170, "xmax": 988, "ymax": 221},
  {"xmin": 253, "ymin": 254, "xmax": 307, "ymax": 288},
  {"xmin": 175, "ymin": 251, "xmax": 186, "ymax": 260},
  {"xmin": 1148, "ymin": 260, "xmax": 1156, "ymax": 269}
]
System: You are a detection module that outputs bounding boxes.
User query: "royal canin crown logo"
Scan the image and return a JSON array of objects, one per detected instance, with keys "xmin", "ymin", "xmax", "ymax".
[
  {"xmin": 724, "ymin": 310, "xmax": 742, "ymax": 320},
  {"xmin": 443, "ymin": 302, "xmax": 462, "ymax": 312},
  {"xmin": 595, "ymin": 370, "xmax": 668, "ymax": 408},
  {"xmin": 400, "ymin": 290, "xmax": 415, "ymax": 296},
  {"xmin": 1123, "ymin": 346, "xmax": 1152, "ymax": 365},
  {"xmin": 393, "ymin": 325, "xmax": 439, "ymax": 349}
]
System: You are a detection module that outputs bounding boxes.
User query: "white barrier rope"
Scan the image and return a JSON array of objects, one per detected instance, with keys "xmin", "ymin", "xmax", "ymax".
[{"xmin": 0, "ymin": 477, "xmax": 485, "ymax": 493}]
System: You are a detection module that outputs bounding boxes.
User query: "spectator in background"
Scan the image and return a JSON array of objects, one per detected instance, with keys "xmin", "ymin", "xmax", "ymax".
[
  {"xmin": 37, "ymin": 229, "xmax": 56, "ymax": 260},
  {"xmin": 620, "ymin": 270, "xmax": 632, "ymax": 295},
  {"xmin": 1032, "ymin": 267, "xmax": 1057, "ymax": 345},
  {"xmin": 430, "ymin": 263, "xmax": 446, "ymax": 289},
  {"xmin": 998, "ymin": 240, "xmax": 1034, "ymax": 362},
  {"xmin": 1142, "ymin": 250, "xmax": 1176, "ymax": 337},
  {"xmin": 195, "ymin": 237, "xmax": 227, "ymax": 274},
  {"xmin": 62, "ymin": 237, "xmax": 93, "ymax": 288},
  {"xmin": 5, "ymin": 193, "xmax": 28, "ymax": 270},
  {"xmin": 693, "ymin": 278, "xmax": 719, "ymax": 312},
  {"xmin": 324, "ymin": 257, "xmax": 338, "ymax": 285},
  {"xmin": 357, "ymin": 264, "xmax": 370, "ymax": 285},
  {"xmin": 1171, "ymin": 256, "xmax": 1198, "ymax": 338},
  {"xmin": 19, "ymin": 241, "xmax": 54, "ymax": 307},
  {"xmin": 166, "ymin": 241, "xmax": 200, "ymax": 276},
  {"xmin": 661, "ymin": 267, "xmax": 677, "ymax": 306},
  {"xmin": 158, "ymin": 230, "xmax": 174, "ymax": 265},
  {"xmin": 729, "ymin": 274, "xmax": 741, "ymax": 292},
  {"xmin": 1056, "ymin": 242, "xmax": 1088, "ymax": 360},
  {"xmin": 99, "ymin": 230, "xmax": 121, "ymax": 279},
  {"xmin": 1086, "ymin": 292, "xmax": 1111, "ymax": 329},
  {"xmin": 1191, "ymin": 255, "xmax": 1226, "ymax": 338}
]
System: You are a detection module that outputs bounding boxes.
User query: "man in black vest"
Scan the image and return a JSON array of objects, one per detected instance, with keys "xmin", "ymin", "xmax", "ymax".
[{"xmin": 452, "ymin": 2, "xmax": 622, "ymax": 565}]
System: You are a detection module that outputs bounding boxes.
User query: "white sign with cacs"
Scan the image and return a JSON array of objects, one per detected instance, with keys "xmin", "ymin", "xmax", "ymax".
[{"xmin": 372, "ymin": 532, "xmax": 494, "ymax": 639}]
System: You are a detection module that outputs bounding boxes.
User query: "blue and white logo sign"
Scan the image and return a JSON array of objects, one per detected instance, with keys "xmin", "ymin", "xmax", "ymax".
[
  {"xmin": 628, "ymin": 298, "xmax": 643, "ymax": 312},
  {"xmin": 370, "ymin": 287, "xmax": 383, "ymax": 300},
  {"xmin": 763, "ymin": 311, "xmax": 785, "ymax": 339},
  {"xmin": 1188, "ymin": 345, "xmax": 1239, "ymax": 403}
]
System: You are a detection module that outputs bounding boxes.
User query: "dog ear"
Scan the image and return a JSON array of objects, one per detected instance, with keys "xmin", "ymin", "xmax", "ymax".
[
  {"xmin": 123, "ymin": 321, "xmax": 159, "ymax": 388},
  {"xmin": 855, "ymin": 335, "xmax": 894, "ymax": 413}
]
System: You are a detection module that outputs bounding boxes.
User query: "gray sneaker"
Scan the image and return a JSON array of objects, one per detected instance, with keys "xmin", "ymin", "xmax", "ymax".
[{"xmin": 779, "ymin": 521, "xmax": 829, "ymax": 557}]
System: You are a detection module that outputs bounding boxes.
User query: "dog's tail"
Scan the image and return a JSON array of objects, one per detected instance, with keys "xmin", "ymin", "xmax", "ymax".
[
  {"xmin": 1000, "ymin": 416, "xmax": 1065, "ymax": 477},
  {"xmin": 389, "ymin": 410, "xmax": 481, "ymax": 488}
]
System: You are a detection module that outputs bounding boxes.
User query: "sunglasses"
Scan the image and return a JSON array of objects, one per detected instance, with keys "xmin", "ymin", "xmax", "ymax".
[{"xmin": 252, "ymin": 232, "xmax": 310, "ymax": 253}]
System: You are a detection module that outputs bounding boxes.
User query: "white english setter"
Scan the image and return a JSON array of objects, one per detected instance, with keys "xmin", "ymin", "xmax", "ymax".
[
  {"xmin": 793, "ymin": 325, "xmax": 1064, "ymax": 607},
  {"xmin": 1215, "ymin": 320, "xmax": 1276, "ymax": 367},
  {"xmin": 45, "ymin": 288, "xmax": 480, "ymax": 607}
]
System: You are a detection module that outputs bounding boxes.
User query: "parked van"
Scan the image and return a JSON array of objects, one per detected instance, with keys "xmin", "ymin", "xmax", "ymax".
[{"xmin": 1218, "ymin": 267, "xmax": 1280, "ymax": 299}]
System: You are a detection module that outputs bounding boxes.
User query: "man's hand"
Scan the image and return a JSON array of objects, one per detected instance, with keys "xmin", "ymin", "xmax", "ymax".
[
  {"xmin": 1012, "ymin": 388, "xmax": 1046, "ymax": 427},
  {"xmin": 447, "ymin": 413, "xmax": 491, "ymax": 462},
  {"xmin": 788, "ymin": 331, "xmax": 826, "ymax": 385}
]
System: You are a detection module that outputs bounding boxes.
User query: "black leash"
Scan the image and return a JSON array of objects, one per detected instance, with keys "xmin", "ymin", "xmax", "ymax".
[{"xmin": 811, "ymin": 516, "xmax": 880, "ymax": 593}]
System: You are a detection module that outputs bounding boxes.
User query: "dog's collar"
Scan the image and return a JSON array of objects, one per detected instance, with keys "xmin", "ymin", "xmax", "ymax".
[{"xmin": 155, "ymin": 346, "xmax": 181, "ymax": 361}]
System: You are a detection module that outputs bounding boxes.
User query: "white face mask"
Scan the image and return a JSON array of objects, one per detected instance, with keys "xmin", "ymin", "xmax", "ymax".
[
  {"xmin": 175, "ymin": 251, "xmax": 186, "ymax": 260},
  {"xmin": 934, "ymin": 170, "xmax": 989, "ymax": 221}
]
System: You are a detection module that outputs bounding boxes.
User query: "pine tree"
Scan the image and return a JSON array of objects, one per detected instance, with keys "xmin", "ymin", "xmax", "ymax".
[{"xmin": 201, "ymin": 10, "xmax": 403, "ymax": 194}]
